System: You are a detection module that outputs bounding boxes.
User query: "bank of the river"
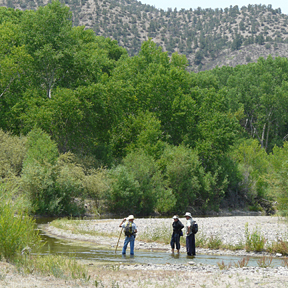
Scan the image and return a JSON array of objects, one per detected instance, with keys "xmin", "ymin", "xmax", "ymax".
[
  {"xmin": 2, "ymin": 216, "xmax": 288, "ymax": 288},
  {"xmin": 2, "ymin": 259, "xmax": 288, "ymax": 287},
  {"xmin": 43, "ymin": 215, "xmax": 288, "ymax": 257}
]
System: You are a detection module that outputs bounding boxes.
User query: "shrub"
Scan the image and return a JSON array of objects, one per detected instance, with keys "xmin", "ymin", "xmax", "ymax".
[
  {"xmin": 21, "ymin": 129, "xmax": 84, "ymax": 216},
  {"xmin": 158, "ymin": 145, "xmax": 202, "ymax": 211},
  {"xmin": 195, "ymin": 232, "xmax": 207, "ymax": 247},
  {"xmin": 107, "ymin": 150, "xmax": 175, "ymax": 215},
  {"xmin": 266, "ymin": 238, "xmax": 288, "ymax": 255},
  {"xmin": 265, "ymin": 43, "xmax": 271, "ymax": 49},
  {"xmin": 217, "ymin": 260, "xmax": 232, "ymax": 270},
  {"xmin": 0, "ymin": 130, "xmax": 27, "ymax": 178},
  {"xmin": 207, "ymin": 234, "xmax": 223, "ymax": 249},
  {"xmin": 0, "ymin": 185, "xmax": 42, "ymax": 261},
  {"xmin": 82, "ymin": 168, "xmax": 109, "ymax": 212},
  {"xmin": 245, "ymin": 223, "xmax": 266, "ymax": 252},
  {"xmin": 267, "ymin": 143, "xmax": 288, "ymax": 216},
  {"xmin": 257, "ymin": 256, "xmax": 273, "ymax": 268},
  {"xmin": 106, "ymin": 165, "xmax": 141, "ymax": 215},
  {"xmin": 234, "ymin": 257, "xmax": 250, "ymax": 268}
]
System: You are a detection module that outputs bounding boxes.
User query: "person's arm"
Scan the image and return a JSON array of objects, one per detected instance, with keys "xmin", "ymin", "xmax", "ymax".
[
  {"xmin": 133, "ymin": 224, "xmax": 137, "ymax": 234},
  {"xmin": 119, "ymin": 218, "xmax": 126, "ymax": 228}
]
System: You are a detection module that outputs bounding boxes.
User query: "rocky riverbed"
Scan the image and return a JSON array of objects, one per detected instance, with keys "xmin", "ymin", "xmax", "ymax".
[
  {"xmin": 44, "ymin": 215, "xmax": 288, "ymax": 257},
  {"xmin": 2, "ymin": 215, "xmax": 288, "ymax": 287}
]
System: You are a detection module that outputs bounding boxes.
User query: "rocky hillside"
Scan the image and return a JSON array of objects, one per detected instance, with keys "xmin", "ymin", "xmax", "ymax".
[{"xmin": 1, "ymin": 0, "xmax": 288, "ymax": 71}]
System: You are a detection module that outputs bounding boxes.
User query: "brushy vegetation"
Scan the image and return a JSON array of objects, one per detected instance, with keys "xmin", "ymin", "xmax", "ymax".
[
  {"xmin": 234, "ymin": 257, "xmax": 250, "ymax": 268},
  {"xmin": 266, "ymin": 237, "xmax": 288, "ymax": 256},
  {"xmin": 256, "ymin": 256, "xmax": 273, "ymax": 268},
  {"xmin": 244, "ymin": 223, "xmax": 266, "ymax": 252},
  {"xmin": 217, "ymin": 260, "xmax": 232, "ymax": 270},
  {"xmin": 16, "ymin": 254, "xmax": 89, "ymax": 280},
  {"xmin": 0, "ymin": 185, "xmax": 42, "ymax": 262}
]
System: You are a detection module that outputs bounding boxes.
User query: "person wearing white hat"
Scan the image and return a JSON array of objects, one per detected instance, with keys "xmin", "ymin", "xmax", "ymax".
[
  {"xmin": 119, "ymin": 215, "xmax": 137, "ymax": 256},
  {"xmin": 170, "ymin": 215, "xmax": 184, "ymax": 254},
  {"xmin": 184, "ymin": 212, "xmax": 195, "ymax": 256}
]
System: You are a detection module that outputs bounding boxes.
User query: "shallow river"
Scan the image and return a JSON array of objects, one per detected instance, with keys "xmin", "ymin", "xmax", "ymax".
[{"xmin": 37, "ymin": 220, "xmax": 284, "ymax": 268}]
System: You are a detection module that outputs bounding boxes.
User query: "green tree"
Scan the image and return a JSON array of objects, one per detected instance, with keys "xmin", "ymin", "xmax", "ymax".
[
  {"xmin": 107, "ymin": 150, "xmax": 174, "ymax": 215},
  {"xmin": 267, "ymin": 142, "xmax": 288, "ymax": 215},
  {"xmin": 21, "ymin": 1, "xmax": 76, "ymax": 98},
  {"xmin": 223, "ymin": 56, "xmax": 288, "ymax": 152},
  {"xmin": 21, "ymin": 128, "xmax": 84, "ymax": 215},
  {"xmin": 231, "ymin": 139, "xmax": 269, "ymax": 208}
]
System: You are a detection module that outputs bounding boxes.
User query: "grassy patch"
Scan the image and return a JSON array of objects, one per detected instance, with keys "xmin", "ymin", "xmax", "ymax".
[
  {"xmin": 138, "ymin": 223, "xmax": 172, "ymax": 244},
  {"xmin": 15, "ymin": 254, "xmax": 89, "ymax": 280},
  {"xmin": 245, "ymin": 223, "xmax": 266, "ymax": 252},
  {"xmin": 266, "ymin": 238, "xmax": 288, "ymax": 255}
]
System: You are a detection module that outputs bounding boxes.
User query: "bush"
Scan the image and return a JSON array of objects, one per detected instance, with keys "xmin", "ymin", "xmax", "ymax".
[
  {"xmin": 0, "ymin": 130, "xmax": 27, "ymax": 178},
  {"xmin": 231, "ymin": 139, "xmax": 270, "ymax": 207},
  {"xmin": 0, "ymin": 185, "xmax": 42, "ymax": 261},
  {"xmin": 82, "ymin": 168, "xmax": 109, "ymax": 212},
  {"xmin": 246, "ymin": 55, "xmax": 252, "ymax": 62},
  {"xmin": 106, "ymin": 165, "xmax": 141, "ymax": 214},
  {"xmin": 158, "ymin": 145, "xmax": 201, "ymax": 211},
  {"xmin": 107, "ymin": 150, "xmax": 175, "ymax": 215},
  {"xmin": 21, "ymin": 128, "xmax": 84, "ymax": 216},
  {"xmin": 267, "ymin": 143, "xmax": 288, "ymax": 216},
  {"xmin": 245, "ymin": 223, "xmax": 266, "ymax": 252}
]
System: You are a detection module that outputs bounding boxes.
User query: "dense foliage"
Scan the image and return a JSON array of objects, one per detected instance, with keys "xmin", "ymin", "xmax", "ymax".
[{"xmin": 1, "ymin": 2, "xmax": 288, "ymax": 216}]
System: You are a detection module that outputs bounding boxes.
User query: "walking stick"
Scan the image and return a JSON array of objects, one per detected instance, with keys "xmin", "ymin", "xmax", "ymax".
[{"xmin": 115, "ymin": 227, "xmax": 123, "ymax": 253}]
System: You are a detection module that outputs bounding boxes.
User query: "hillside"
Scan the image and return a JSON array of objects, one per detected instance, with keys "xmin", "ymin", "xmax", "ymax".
[{"xmin": 1, "ymin": 0, "xmax": 288, "ymax": 71}]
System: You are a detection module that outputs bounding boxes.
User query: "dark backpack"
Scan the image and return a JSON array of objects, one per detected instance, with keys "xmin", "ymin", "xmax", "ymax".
[
  {"xmin": 124, "ymin": 221, "xmax": 133, "ymax": 236},
  {"xmin": 192, "ymin": 221, "xmax": 198, "ymax": 234}
]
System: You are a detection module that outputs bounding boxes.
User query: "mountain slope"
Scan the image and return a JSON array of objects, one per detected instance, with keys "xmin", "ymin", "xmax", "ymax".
[{"xmin": 1, "ymin": 0, "xmax": 288, "ymax": 71}]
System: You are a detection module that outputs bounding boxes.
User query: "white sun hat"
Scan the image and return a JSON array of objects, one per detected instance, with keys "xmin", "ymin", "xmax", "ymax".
[
  {"xmin": 172, "ymin": 215, "xmax": 179, "ymax": 219},
  {"xmin": 127, "ymin": 215, "xmax": 134, "ymax": 220},
  {"xmin": 184, "ymin": 212, "xmax": 192, "ymax": 218}
]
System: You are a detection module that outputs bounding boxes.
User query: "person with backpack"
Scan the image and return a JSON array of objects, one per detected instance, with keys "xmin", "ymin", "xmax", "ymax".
[
  {"xmin": 119, "ymin": 215, "xmax": 137, "ymax": 256},
  {"xmin": 170, "ymin": 215, "xmax": 184, "ymax": 254},
  {"xmin": 184, "ymin": 212, "xmax": 196, "ymax": 256}
]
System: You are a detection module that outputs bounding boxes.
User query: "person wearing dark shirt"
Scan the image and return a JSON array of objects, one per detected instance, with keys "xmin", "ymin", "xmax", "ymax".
[{"xmin": 170, "ymin": 215, "xmax": 184, "ymax": 254}]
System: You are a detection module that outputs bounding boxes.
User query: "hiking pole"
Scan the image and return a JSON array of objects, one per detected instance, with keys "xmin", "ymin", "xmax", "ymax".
[{"xmin": 115, "ymin": 227, "xmax": 123, "ymax": 253}]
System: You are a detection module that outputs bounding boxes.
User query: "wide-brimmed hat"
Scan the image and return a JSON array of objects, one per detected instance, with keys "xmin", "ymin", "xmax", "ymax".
[
  {"xmin": 184, "ymin": 212, "xmax": 192, "ymax": 218},
  {"xmin": 127, "ymin": 215, "xmax": 134, "ymax": 220},
  {"xmin": 172, "ymin": 215, "xmax": 179, "ymax": 219}
]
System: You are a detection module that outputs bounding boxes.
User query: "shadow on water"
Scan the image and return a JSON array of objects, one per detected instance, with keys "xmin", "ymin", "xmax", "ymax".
[{"xmin": 38, "ymin": 231, "xmax": 284, "ymax": 267}]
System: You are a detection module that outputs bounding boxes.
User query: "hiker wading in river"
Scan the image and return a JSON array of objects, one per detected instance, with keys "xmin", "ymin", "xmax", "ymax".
[
  {"xmin": 119, "ymin": 215, "xmax": 137, "ymax": 256},
  {"xmin": 185, "ymin": 212, "xmax": 196, "ymax": 256},
  {"xmin": 170, "ymin": 215, "xmax": 184, "ymax": 254}
]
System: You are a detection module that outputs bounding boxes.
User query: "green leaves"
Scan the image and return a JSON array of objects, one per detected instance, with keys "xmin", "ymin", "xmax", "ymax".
[
  {"xmin": 107, "ymin": 150, "xmax": 174, "ymax": 215},
  {"xmin": 0, "ymin": 185, "xmax": 42, "ymax": 261}
]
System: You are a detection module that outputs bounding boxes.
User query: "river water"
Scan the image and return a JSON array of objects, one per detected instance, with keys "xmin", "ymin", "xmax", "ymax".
[{"xmin": 37, "ymin": 219, "xmax": 284, "ymax": 268}]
